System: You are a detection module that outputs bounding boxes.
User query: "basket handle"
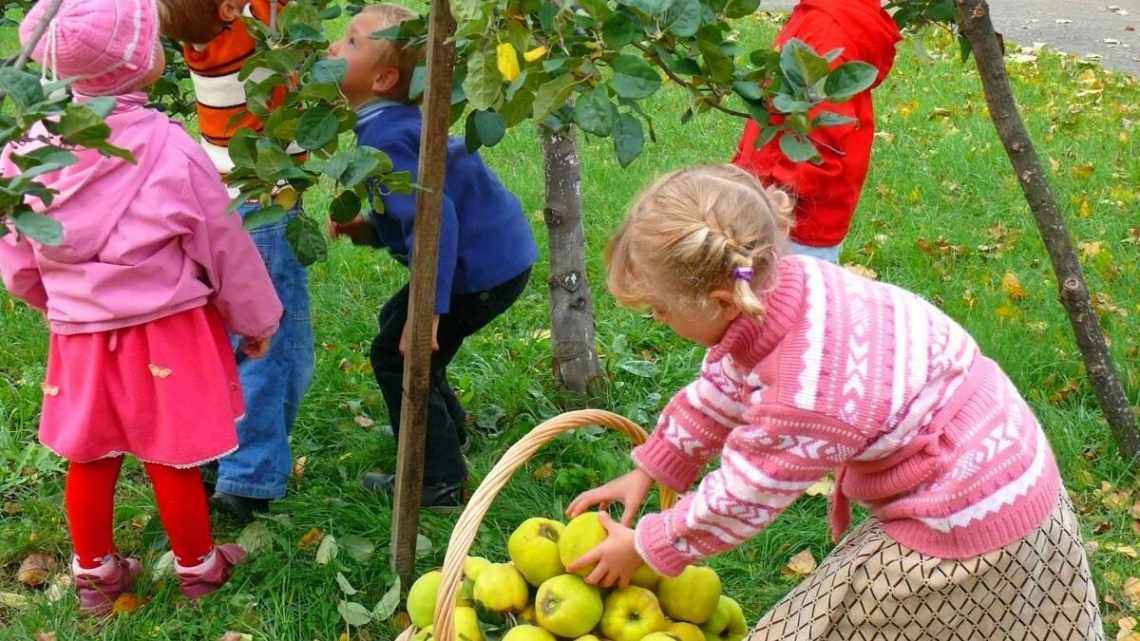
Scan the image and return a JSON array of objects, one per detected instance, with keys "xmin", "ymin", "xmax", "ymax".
[{"xmin": 396, "ymin": 409, "xmax": 676, "ymax": 641}]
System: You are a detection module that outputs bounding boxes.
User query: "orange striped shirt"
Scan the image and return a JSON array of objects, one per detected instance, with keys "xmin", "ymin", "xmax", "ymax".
[{"xmin": 183, "ymin": 0, "xmax": 302, "ymax": 174}]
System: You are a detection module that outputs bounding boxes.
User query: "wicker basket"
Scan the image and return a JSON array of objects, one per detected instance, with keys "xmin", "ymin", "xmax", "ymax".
[{"xmin": 395, "ymin": 409, "xmax": 676, "ymax": 641}]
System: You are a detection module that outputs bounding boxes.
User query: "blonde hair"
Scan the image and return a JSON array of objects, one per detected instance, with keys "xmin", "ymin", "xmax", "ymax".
[
  {"xmin": 362, "ymin": 4, "xmax": 422, "ymax": 100},
  {"xmin": 606, "ymin": 164, "xmax": 793, "ymax": 318}
]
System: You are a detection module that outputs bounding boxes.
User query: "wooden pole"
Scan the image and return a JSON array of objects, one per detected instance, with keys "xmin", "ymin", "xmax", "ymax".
[
  {"xmin": 390, "ymin": 1, "xmax": 457, "ymax": 585},
  {"xmin": 955, "ymin": 0, "xmax": 1140, "ymax": 461}
]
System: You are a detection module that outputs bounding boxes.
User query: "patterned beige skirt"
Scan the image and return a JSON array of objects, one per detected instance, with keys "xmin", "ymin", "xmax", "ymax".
[{"xmin": 749, "ymin": 492, "xmax": 1104, "ymax": 641}]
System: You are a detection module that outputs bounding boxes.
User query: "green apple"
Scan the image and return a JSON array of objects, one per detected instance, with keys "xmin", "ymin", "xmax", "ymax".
[
  {"xmin": 600, "ymin": 585, "xmax": 668, "ymax": 641},
  {"xmin": 412, "ymin": 625, "xmax": 433, "ymax": 641},
  {"xmin": 669, "ymin": 621, "xmax": 708, "ymax": 641},
  {"xmin": 535, "ymin": 574, "xmax": 603, "ymax": 637},
  {"xmin": 509, "ymin": 517, "xmax": 566, "ymax": 586},
  {"xmin": 574, "ymin": 636, "xmax": 603, "ymax": 641},
  {"xmin": 408, "ymin": 570, "xmax": 443, "ymax": 628},
  {"xmin": 700, "ymin": 596, "xmax": 747, "ymax": 641},
  {"xmin": 502, "ymin": 625, "xmax": 557, "ymax": 641},
  {"xmin": 560, "ymin": 512, "xmax": 608, "ymax": 576},
  {"xmin": 641, "ymin": 634, "xmax": 681, "ymax": 641},
  {"xmin": 631, "ymin": 563, "xmax": 660, "ymax": 590},
  {"xmin": 657, "ymin": 566, "xmax": 721, "ymax": 624},
  {"xmin": 472, "ymin": 563, "xmax": 529, "ymax": 613}
]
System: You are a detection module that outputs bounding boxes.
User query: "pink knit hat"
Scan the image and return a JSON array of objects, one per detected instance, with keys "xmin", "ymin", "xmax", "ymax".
[{"xmin": 20, "ymin": 0, "xmax": 160, "ymax": 96}]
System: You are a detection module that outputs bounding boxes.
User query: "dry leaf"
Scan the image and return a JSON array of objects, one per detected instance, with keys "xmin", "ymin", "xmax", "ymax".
[
  {"xmin": 45, "ymin": 574, "xmax": 71, "ymax": 603},
  {"xmin": 17, "ymin": 554, "xmax": 58, "ymax": 587},
  {"xmin": 292, "ymin": 456, "xmax": 308, "ymax": 479},
  {"xmin": 40, "ymin": 383, "xmax": 59, "ymax": 397},
  {"xmin": 1102, "ymin": 487, "xmax": 1133, "ymax": 511},
  {"xmin": 532, "ymin": 462, "xmax": 555, "ymax": 481},
  {"xmin": 843, "ymin": 264, "xmax": 878, "ymax": 280},
  {"xmin": 354, "ymin": 415, "xmax": 375, "ymax": 428},
  {"xmin": 148, "ymin": 363, "xmax": 173, "ymax": 379},
  {"xmin": 3, "ymin": 501, "xmax": 21, "ymax": 515},
  {"xmin": 391, "ymin": 612, "xmax": 412, "ymax": 629},
  {"xmin": 1049, "ymin": 157, "xmax": 1061, "ymax": 172},
  {"xmin": 1118, "ymin": 632, "xmax": 1140, "ymax": 641},
  {"xmin": 1070, "ymin": 163, "xmax": 1095, "ymax": 179},
  {"xmin": 1079, "ymin": 199, "xmax": 1092, "ymax": 218},
  {"xmin": 1001, "ymin": 272, "xmax": 1026, "ymax": 301},
  {"xmin": 299, "ymin": 527, "xmax": 325, "ymax": 548},
  {"xmin": 782, "ymin": 549, "xmax": 816, "ymax": 577},
  {"xmin": 1084, "ymin": 540, "xmax": 1100, "ymax": 557},
  {"xmin": 805, "ymin": 476, "xmax": 835, "ymax": 497},
  {"xmin": 0, "ymin": 592, "xmax": 29, "ymax": 608},
  {"xmin": 1124, "ymin": 576, "xmax": 1140, "ymax": 609},
  {"xmin": 1078, "ymin": 241, "xmax": 1103, "ymax": 258},
  {"xmin": 1132, "ymin": 520, "xmax": 1140, "ymax": 536},
  {"xmin": 111, "ymin": 593, "xmax": 143, "ymax": 615},
  {"xmin": 218, "ymin": 633, "xmax": 253, "ymax": 641},
  {"xmin": 1106, "ymin": 543, "xmax": 1139, "ymax": 559},
  {"xmin": 34, "ymin": 633, "xmax": 57, "ymax": 641},
  {"xmin": 339, "ymin": 633, "xmax": 351, "ymax": 641}
]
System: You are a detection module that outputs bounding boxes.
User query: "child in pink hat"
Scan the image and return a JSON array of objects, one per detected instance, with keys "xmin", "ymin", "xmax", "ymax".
[{"xmin": 0, "ymin": 0, "xmax": 283, "ymax": 614}]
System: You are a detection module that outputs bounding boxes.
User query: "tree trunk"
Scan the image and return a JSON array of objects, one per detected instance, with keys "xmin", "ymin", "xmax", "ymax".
[
  {"xmin": 540, "ymin": 125, "xmax": 603, "ymax": 396},
  {"xmin": 955, "ymin": 0, "xmax": 1140, "ymax": 462}
]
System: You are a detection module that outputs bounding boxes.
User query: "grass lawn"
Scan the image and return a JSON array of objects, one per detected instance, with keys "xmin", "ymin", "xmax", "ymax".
[{"xmin": 1, "ymin": 12, "xmax": 1138, "ymax": 641}]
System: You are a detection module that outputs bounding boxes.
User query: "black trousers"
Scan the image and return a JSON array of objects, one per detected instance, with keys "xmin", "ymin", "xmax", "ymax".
[{"xmin": 370, "ymin": 268, "xmax": 531, "ymax": 484}]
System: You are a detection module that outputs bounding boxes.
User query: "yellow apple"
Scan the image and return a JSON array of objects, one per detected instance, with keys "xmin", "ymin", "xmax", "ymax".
[
  {"xmin": 631, "ymin": 564, "xmax": 660, "ymax": 590},
  {"xmin": 509, "ymin": 517, "xmax": 566, "ymax": 586},
  {"xmin": 455, "ymin": 606, "xmax": 485, "ymax": 641},
  {"xmin": 464, "ymin": 556, "xmax": 492, "ymax": 582},
  {"xmin": 574, "ymin": 636, "xmax": 603, "ymax": 641},
  {"xmin": 408, "ymin": 570, "xmax": 443, "ymax": 628},
  {"xmin": 535, "ymin": 574, "xmax": 604, "ymax": 637},
  {"xmin": 640, "ymin": 634, "xmax": 681, "ymax": 641},
  {"xmin": 657, "ymin": 566, "xmax": 721, "ymax": 624},
  {"xmin": 519, "ymin": 603, "xmax": 537, "ymax": 624},
  {"xmin": 600, "ymin": 585, "xmax": 668, "ymax": 641},
  {"xmin": 502, "ymin": 624, "xmax": 557, "ymax": 641},
  {"xmin": 670, "ymin": 621, "xmax": 708, "ymax": 641},
  {"xmin": 473, "ymin": 563, "xmax": 529, "ymax": 613},
  {"xmin": 700, "ymin": 596, "xmax": 747, "ymax": 641},
  {"xmin": 560, "ymin": 512, "xmax": 608, "ymax": 576}
]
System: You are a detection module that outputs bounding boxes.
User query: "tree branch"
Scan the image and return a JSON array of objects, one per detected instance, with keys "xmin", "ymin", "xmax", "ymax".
[
  {"xmin": 12, "ymin": 0, "xmax": 64, "ymax": 71},
  {"xmin": 633, "ymin": 42, "xmax": 752, "ymax": 120}
]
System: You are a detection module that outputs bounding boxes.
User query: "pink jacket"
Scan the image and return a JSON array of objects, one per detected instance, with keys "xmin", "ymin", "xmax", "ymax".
[
  {"xmin": 632, "ymin": 256, "xmax": 1061, "ymax": 576},
  {"xmin": 0, "ymin": 93, "xmax": 281, "ymax": 339}
]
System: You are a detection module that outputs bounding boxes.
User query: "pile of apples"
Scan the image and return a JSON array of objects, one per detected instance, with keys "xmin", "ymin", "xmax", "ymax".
[{"xmin": 406, "ymin": 512, "xmax": 748, "ymax": 641}]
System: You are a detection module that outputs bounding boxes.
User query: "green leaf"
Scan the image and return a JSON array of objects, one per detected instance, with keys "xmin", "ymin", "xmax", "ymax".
[
  {"xmin": 780, "ymin": 38, "xmax": 832, "ymax": 91},
  {"xmin": 723, "ymin": 0, "xmax": 760, "ymax": 18},
  {"xmin": 532, "ymin": 74, "xmax": 578, "ymax": 121},
  {"xmin": 0, "ymin": 68, "xmax": 45, "ymax": 110},
  {"xmin": 756, "ymin": 125, "xmax": 779, "ymax": 147},
  {"xmin": 462, "ymin": 50, "xmax": 503, "ymax": 111},
  {"xmin": 771, "ymin": 93, "xmax": 813, "ymax": 113},
  {"xmin": 602, "ymin": 12, "xmax": 639, "ymax": 48},
  {"xmin": 254, "ymin": 139, "xmax": 295, "ymax": 181},
  {"xmin": 698, "ymin": 39, "xmax": 734, "ymax": 84},
  {"xmin": 409, "ymin": 65, "xmax": 427, "ymax": 101},
  {"xmin": 665, "ymin": 0, "xmax": 702, "ymax": 37},
  {"xmin": 329, "ymin": 190, "xmax": 362, "ymax": 224},
  {"xmin": 813, "ymin": 111, "xmax": 856, "ymax": 127},
  {"xmin": 286, "ymin": 215, "xmax": 328, "ymax": 266},
  {"xmin": 778, "ymin": 133, "xmax": 819, "ymax": 163},
  {"xmin": 958, "ymin": 34, "xmax": 973, "ymax": 63},
  {"xmin": 242, "ymin": 205, "xmax": 289, "ymax": 230},
  {"xmin": 56, "ymin": 105, "xmax": 110, "ymax": 147},
  {"xmin": 415, "ymin": 533, "xmax": 433, "ymax": 557},
  {"xmin": 613, "ymin": 113, "xmax": 644, "ymax": 167},
  {"xmin": 610, "ymin": 55, "xmax": 661, "ymax": 99},
  {"xmin": 295, "ymin": 106, "xmax": 339, "ymax": 151},
  {"xmin": 823, "ymin": 61, "xmax": 878, "ymax": 101},
  {"xmin": 11, "ymin": 148, "xmax": 77, "ymax": 180},
  {"xmin": 337, "ymin": 600, "xmax": 373, "ymax": 627},
  {"xmin": 12, "ymin": 210, "xmax": 62, "ymax": 246},
  {"xmin": 372, "ymin": 578, "xmax": 401, "ymax": 621},
  {"xmin": 84, "ymin": 97, "xmax": 117, "ymax": 119},
  {"xmin": 341, "ymin": 149, "xmax": 383, "ymax": 188},
  {"xmin": 468, "ymin": 110, "xmax": 505, "ymax": 151},
  {"xmin": 574, "ymin": 88, "xmax": 615, "ymax": 136},
  {"xmin": 286, "ymin": 23, "xmax": 325, "ymax": 44},
  {"xmin": 619, "ymin": 0, "xmax": 671, "ymax": 16},
  {"xmin": 229, "ymin": 130, "xmax": 259, "ymax": 169},
  {"xmin": 732, "ymin": 80, "xmax": 763, "ymax": 101},
  {"xmin": 619, "ymin": 358, "xmax": 657, "ymax": 377},
  {"xmin": 340, "ymin": 535, "xmax": 376, "ymax": 563},
  {"xmin": 318, "ymin": 5, "xmax": 342, "ymax": 19},
  {"xmin": 311, "ymin": 59, "xmax": 348, "ymax": 85},
  {"xmin": 336, "ymin": 572, "xmax": 358, "ymax": 596},
  {"xmin": 236, "ymin": 521, "xmax": 273, "ymax": 555}
]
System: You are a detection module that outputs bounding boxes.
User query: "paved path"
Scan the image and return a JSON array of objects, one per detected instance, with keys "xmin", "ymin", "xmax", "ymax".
[{"xmin": 762, "ymin": 0, "xmax": 1140, "ymax": 76}]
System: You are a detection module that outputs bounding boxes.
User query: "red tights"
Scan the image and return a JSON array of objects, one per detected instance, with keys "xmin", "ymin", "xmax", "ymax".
[{"xmin": 65, "ymin": 457, "xmax": 213, "ymax": 569}]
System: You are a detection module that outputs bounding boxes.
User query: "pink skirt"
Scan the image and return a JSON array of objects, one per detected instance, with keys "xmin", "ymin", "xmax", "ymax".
[{"xmin": 39, "ymin": 305, "xmax": 243, "ymax": 468}]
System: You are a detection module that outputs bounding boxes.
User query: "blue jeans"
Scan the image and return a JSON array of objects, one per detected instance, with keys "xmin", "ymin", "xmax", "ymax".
[
  {"xmin": 788, "ymin": 240, "xmax": 843, "ymax": 264},
  {"xmin": 217, "ymin": 204, "xmax": 314, "ymax": 499}
]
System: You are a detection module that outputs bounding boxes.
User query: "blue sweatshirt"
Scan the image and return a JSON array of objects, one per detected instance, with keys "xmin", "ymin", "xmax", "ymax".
[{"xmin": 355, "ymin": 101, "xmax": 538, "ymax": 314}]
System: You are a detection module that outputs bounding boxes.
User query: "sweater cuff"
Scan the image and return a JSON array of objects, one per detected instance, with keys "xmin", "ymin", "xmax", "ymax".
[
  {"xmin": 634, "ymin": 511, "xmax": 696, "ymax": 578},
  {"xmin": 632, "ymin": 434, "xmax": 701, "ymax": 492}
]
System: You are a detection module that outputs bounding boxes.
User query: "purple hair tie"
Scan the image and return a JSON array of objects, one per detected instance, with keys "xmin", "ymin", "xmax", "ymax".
[{"xmin": 733, "ymin": 267, "xmax": 754, "ymax": 282}]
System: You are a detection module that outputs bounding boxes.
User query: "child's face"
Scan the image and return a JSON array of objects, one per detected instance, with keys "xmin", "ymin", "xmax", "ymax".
[
  {"xmin": 329, "ymin": 12, "xmax": 402, "ymax": 108},
  {"xmin": 650, "ymin": 292, "xmax": 740, "ymax": 347}
]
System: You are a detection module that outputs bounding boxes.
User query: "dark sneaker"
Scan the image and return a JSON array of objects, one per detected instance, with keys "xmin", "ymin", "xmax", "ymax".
[
  {"xmin": 210, "ymin": 492, "xmax": 270, "ymax": 525},
  {"xmin": 361, "ymin": 472, "xmax": 466, "ymax": 512}
]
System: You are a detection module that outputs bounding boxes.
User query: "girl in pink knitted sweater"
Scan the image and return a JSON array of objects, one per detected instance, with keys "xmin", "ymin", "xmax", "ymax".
[{"xmin": 567, "ymin": 165, "xmax": 1102, "ymax": 641}]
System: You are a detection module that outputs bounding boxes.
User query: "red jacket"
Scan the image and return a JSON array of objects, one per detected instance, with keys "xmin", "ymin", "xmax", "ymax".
[{"xmin": 733, "ymin": 0, "xmax": 900, "ymax": 247}]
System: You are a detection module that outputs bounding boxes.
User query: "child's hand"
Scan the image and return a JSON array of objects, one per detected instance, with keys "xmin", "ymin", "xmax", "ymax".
[
  {"xmin": 241, "ymin": 336, "xmax": 271, "ymax": 359},
  {"xmin": 566, "ymin": 512, "xmax": 644, "ymax": 588},
  {"xmin": 399, "ymin": 315, "xmax": 440, "ymax": 355},
  {"xmin": 567, "ymin": 468, "xmax": 654, "ymax": 527},
  {"xmin": 328, "ymin": 217, "xmax": 380, "ymax": 246}
]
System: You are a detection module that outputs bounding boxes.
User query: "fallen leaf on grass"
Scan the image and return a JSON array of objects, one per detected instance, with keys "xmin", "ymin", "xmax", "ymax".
[
  {"xmin": 317, "ymin": 535, "xmax": 339, "ymax": 565},
  {"xmin": 354, "ymin": 415, "xmax": 376, "ymax": 429},
  {"xmin": 1124, "ymin": 576, "xmax": 1140, "ymax": 609},
  {"xmin": 843, "ymin": 264, "xmax": 878, "ymax": 280},
  {"xmin": 45, "ymin": 574, "xmax": 71, "ymax": 603},
  {"xmin": 218, "ymin": 633, "xmax": 253, "ymax": 641},
  {"xmin": 372, "ymin": 577, "xmax": 401, "ymax": 621},
  {"xmin": 292, "ymin": 456, "xmax": 308, "ymax": 479},
  {"xmin": 111, "ymin": 593, "xmax": 143, "ymax": 615},
  {"xmin": 17, "ymin": 554, "xmax": 58, "ymax": 587},
  {"xmin": 340, "ymin": 535, "xmax": 376, "ymax": 563},
  {"xmin": 416, "ymin": 533, "xmax": 433, "ymax": 557},
  {"xmin": 1078, "ymin": 241, "xmax": 1103, "ymax": 258},
  {"xmin": 1105, "ymin": 543, "xmax": 1139, "ymax": 559},
  {"xmin": 1001, "ymin": 272, "xmax": 1026, "ymax": 301},
  {"xmin": 805, "ymin": 476, "xmax": 835, "ymax": 497},
  {"xmin": 238, "ymin": 521, "xmax": 273, "ymax": 556},
  {"xmin": 299, "ymin": 527, "xmax": 325, "ymax": 548},
  {"xmin": 34, "ymin": 633, "xmax": 56, "ymax": 641},
  {"xmin": 533, "ymin": 462, "xmax": 555, "ymax": 481},
  {"xmin": 782, "ymin": 549, "xmax": 816, "ymax": 577}
]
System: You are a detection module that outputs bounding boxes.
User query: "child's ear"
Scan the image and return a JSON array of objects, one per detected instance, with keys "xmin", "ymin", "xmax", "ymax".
[
  {"xmin": 218, "ymin": 0, "xmax": 244, "ymax": 23},
  {"xmin": 372, "ymin": 66, "xmax": 402, "ymax": 96}
]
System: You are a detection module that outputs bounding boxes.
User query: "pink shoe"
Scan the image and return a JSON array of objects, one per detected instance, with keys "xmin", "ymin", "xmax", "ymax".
[
  {"xmin": 72, "ymin": 555, "xmax": 142, "ymax": 615},
  {"xmin": 175, "ymin": 544, "xmax": 246, "ymax": 600}
]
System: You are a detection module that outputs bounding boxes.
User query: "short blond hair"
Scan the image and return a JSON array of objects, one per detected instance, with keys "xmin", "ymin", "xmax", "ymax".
[
  {"xmin": 362, "ymin": 4, "xmax": 422, "ymax": 99},
  {"xmin": 606, "ymin": 164, "xmax": 793, "ymax": 318}
]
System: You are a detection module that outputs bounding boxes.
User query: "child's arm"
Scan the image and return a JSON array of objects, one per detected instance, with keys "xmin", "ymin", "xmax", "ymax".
[
  {"xmin": 182, "ymin": 156, "xmax": 282, "ymax": 341},
  {"xmin": 0, "ymin": 228, "xmax": 48, "ymax": 312},
  {"xmin": 635, "ymin": 405, "xmax": 862, "ymax": 576}
]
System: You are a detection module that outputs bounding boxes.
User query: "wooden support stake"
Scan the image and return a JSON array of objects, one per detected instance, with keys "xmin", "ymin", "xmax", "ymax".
[{"xmin": 390, "ymin": 1, "xmax": 457, "ymax": 586}]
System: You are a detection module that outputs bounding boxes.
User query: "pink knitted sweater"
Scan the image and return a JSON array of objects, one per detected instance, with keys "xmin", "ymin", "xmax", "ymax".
[{"xmin": 633, "ymin": 256, "xmax": 1061, "ymax": 576}]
